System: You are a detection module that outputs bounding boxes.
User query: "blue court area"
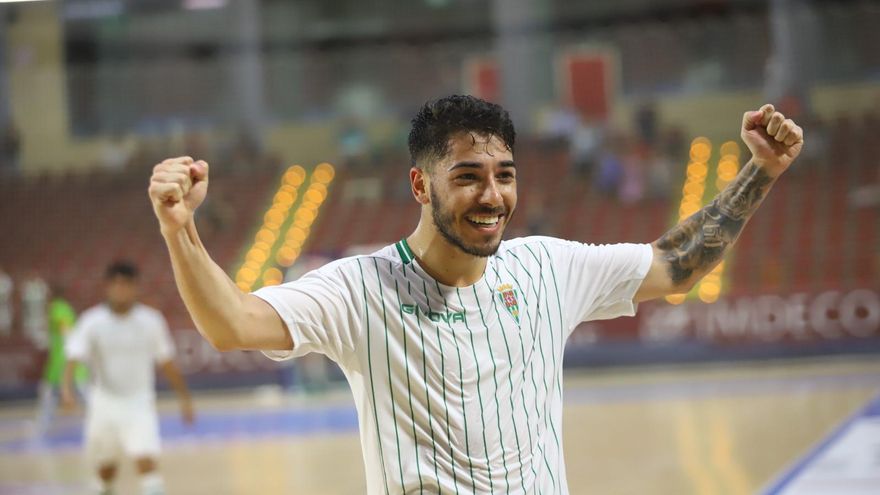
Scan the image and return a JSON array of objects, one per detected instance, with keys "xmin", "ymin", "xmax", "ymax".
[
  {"xmin": 7, "ymin": 369, "xmax": 880, "ymax": 456},
  {"xmin": 0, "ymin": 404, "xmax": 359, "ymax": 454},
  {"xmin": 763, "ymin": 393, "xmax": 880, "ymax": 495}
]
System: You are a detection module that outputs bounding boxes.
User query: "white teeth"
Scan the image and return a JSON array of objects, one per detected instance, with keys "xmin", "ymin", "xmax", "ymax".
[{"xmin": 467, "ymin": 215, "xmax": 500, "ymax": 225}]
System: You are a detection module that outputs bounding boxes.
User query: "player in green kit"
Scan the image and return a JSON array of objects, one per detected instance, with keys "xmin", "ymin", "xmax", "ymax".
[{"xmin": 35, "ymin": 285, "xmax": 87, "ymax": 439}]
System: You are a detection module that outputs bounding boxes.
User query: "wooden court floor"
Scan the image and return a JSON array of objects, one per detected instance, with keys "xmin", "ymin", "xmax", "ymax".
[{"xmin": 1, "ymin": 356, "xmax": 878, "ymax": 495}]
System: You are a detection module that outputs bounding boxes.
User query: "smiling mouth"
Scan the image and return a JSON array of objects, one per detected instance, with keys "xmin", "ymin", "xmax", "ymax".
[{"xmin": 465, "ymin": 214, "xmax": 504, "ymax": 229}]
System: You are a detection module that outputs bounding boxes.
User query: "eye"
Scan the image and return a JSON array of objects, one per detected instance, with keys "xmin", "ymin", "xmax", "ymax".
[
  {"xmin": 455, "ymin": 173, "xmax": 478, "ymax": 181},
  {"xmin": 497, "ymin": 172, "xmax": 516, "ymax": 182}
]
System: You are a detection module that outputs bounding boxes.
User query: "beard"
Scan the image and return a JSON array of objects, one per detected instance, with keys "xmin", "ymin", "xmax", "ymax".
[{"xmin": 430, "ymin": 187, "xmax": 508, "ymax": 257}]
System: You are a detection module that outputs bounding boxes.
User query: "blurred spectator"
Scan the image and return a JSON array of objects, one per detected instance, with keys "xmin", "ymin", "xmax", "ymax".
[
  {"xmin": 21, "ymin": 272, "xmax": 48, "ymax": 348},
  {"xmin": 100, "ymin": 133, "xmax": 135, "ymax": 172},
  {"xmin": 796, "ymin": 115, "xmax": 828, "ymax": 167},
  {"xmin": 849, "ymin": 165, "xmax": 880, "ymax": 208},
  {"xmin": 198, "ymin": 188, "xmax": 236, "ymax": 235},
  {"xmin": 569, "ymin": 113, "xmax": 604, "ymax": 178},
  {"xmin": 343, "ymin": 176, "xmax": 383, "ymax": 202},
  {"xmin": 338, "ymin": 118, "xmax": 369, "ymax": 170},
  {"xmin": 619, "ymin": 140, "xmax": 647, "ymax": 204},
  {"xmin": 661, "ymin": 126, "xmax": 686, "ymax": 164},
  {"xmin": 526, "ymin": 190, "xmax": 549, "ymax": 236},
  {"xmin": 646, "ymin": 146, "xmax": 674, "ymax": 200},
  {"xmin": 393, "ymin": 176, "xmax": 413, "ymax": 201},
  {"xmin": 634, "ymin": 101, "xmax": 659, "ymax": 147},
  {"xmin": 594, "ymin": 130, "xmax": 625, "ymax": 196},
  {"xmin": 228, "ymin": 128, "xmax": 263, "ymax": 171},
  {"xmin": 0, "ymin": 266, "xmax": 12, "ymax": 337},
  {"xmin": 0, "ymin": 120, "xmax": 21, "ymax": 175},
  {"xmin": 542, "ymin": 103, "xmax": 579, "ymax": 143}
]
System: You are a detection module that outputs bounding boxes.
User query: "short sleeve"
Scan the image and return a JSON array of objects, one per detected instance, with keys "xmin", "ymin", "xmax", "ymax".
[
  {"xmin": 251, "ymin": 264, "xmax": 356, "ymax": 363},
  {"xmin": 51, "ymin": 303, "xmax": 76, "ymax": 332},
  {"xmin": 152, "ymin": 312, "xmax": 175, "ymax": 363},
  {"xmin": 65, "ymin": 314, "xmax": 92, "ymax": 362},
  {"xmin": 542, "ymin": 239, "xmax": 653, "ymax": 330}
]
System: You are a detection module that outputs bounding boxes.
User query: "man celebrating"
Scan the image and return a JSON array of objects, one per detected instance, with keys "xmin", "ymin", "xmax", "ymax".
[
  {"xmin": 62, "ymin": 261, "xmax": 194, "ymax": 495},
  {"xmin": 148, "ymin": 96, "xmax": 802, "ymax": 493}
]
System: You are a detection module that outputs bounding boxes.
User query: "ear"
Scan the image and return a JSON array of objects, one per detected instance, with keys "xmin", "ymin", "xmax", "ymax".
[{"xmin": 410, "ymin": 167, "xmax": 430, "ymax": 205}]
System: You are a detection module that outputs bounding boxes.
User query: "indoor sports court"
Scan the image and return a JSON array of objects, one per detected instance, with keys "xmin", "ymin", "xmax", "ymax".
[
  {"xmin": 1, "ymin": 0, "xmax": 878, "ymax": 494},
  {"xmin": 2, "ymin": 357, "xmax": 879, "ymax": 494}
]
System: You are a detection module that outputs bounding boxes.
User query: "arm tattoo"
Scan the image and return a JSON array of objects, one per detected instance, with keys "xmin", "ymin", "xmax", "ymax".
[{"xmin": 656, "ymin": 161, "xmax": 774, "ymax": 285}]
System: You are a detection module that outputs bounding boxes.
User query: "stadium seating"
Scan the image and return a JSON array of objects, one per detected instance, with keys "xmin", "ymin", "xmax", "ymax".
[
  {"xmin": 0, "ymin": 167, "xmax": 276, "ymax": 332},
  {"xmin": 0, "ymin": 113, "xmax": 875, "ymax": 341},
  {"xmin": 302, "ymin": 116, "xmax": 877, "ymax": 299}
]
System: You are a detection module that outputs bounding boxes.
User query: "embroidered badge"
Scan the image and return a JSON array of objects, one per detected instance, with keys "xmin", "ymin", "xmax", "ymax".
[{"xmin": 496, "ymin": 283, "xmax": 520, "ymax": 325}]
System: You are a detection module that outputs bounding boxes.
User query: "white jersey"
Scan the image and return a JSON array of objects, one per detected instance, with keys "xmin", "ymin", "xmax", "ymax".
[
  {"xmin": 65, "ymin": 303, "xmax": 175, "ymax": 402},
  {"xmin": 254, "ymin": 236, "xmax": 652, "ymax": 494},
  {"xmin": 22, "ymin": 277, "xmax": 48, "ymax": 343}
]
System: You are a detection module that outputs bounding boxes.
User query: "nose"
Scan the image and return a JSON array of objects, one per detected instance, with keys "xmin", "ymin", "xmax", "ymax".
[{"xmin": 479, "ymin": 176, "xmax": 504, "ymax": 208}]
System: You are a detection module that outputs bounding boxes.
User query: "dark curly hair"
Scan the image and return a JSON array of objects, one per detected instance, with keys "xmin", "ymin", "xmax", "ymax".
[
  {"xmin": 408, "ymin": 95, "xmax": 516, "ymax": 170},
  {"xmin": 105, "ymin": 260, "xmax": 139, "ymax": 280}
]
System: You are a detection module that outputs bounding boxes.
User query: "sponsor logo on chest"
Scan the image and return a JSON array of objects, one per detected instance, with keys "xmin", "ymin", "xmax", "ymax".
[{"xmin": 400, "ymin": 304, "xmax": 465, "ymax": 323}]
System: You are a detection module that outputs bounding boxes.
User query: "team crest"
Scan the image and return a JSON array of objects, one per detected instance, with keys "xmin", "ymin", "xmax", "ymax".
[{"xmin": 496, "ymin": 283, "xmax": 520, "ymax": 325}]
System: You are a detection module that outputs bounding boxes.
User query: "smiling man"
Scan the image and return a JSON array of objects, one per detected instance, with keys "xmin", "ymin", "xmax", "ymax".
[{"xmin": 149, "ymin": 95, "xmax": 803, "ymax": 494}]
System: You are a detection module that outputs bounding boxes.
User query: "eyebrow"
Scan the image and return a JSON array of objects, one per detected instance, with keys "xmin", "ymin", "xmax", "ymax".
[{"xmin": 448, "ymin": 160, "xmax": 516, "ymax": 171}]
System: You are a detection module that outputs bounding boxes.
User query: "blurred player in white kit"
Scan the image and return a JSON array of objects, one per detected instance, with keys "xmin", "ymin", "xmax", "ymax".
[{"xmin": 62, "ymin": 261, "xmax": 194, "ymax": 495}]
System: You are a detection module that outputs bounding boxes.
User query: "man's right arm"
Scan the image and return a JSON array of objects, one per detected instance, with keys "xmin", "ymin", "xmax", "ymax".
[
  {"xmin": 149, "ymin": 157, "xmax": 292, "ymax": 352},
  {"xmin": 60, "ymin": 360, "xmax": 80, "ymax": 411}
]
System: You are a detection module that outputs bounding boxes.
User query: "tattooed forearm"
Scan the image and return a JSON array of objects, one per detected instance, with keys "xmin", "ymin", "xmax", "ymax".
[{"xmin": 656, "ymin": 161, "xmax": 775, "ymax": 285}]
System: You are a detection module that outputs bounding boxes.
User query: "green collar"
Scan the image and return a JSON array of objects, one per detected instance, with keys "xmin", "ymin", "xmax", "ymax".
[{"xmin": 395, "ymin": 238, "xmax": 415, "ymax": 265}]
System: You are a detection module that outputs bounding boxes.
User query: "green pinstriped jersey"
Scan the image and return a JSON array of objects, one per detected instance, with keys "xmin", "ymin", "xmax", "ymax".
[{"xmin": 255, "ymin": 236, "xmax": 652, "ymax": 494}]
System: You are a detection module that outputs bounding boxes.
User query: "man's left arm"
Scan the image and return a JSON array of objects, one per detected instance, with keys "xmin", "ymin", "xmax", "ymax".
[
  {"xmin": 635, "ymin": 104, "xmax": 804, "ymax": 302},
  {"xmin": 159, "ymin": 360, "xmax": 195, "ymax": 425}
]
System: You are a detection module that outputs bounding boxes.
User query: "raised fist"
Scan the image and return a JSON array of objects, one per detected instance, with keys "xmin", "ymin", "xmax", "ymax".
[
  {"xmin": 741, "ymin": 104, "xmax": 804, "ymax": 178},
  {"xmin": 148, "ymin": 156, "xmax": 209, "ymax": 235}
]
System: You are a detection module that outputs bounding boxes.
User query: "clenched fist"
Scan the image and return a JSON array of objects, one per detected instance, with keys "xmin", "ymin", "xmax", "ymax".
[
  {"xmin": 741, "ymin": 104, "xmax": 804, "ymax": 178},
  {"xmin": 148, "ymin": 156, "xmax": 209, "ymax": 235}
]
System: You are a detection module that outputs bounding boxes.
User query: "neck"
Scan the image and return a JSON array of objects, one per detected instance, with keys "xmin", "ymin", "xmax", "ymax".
[
  {"xmin": 407, "ymin": 220, "xmax": 488, "ymax": 287},
  {"xmin": 108, "ymin": 302, "xmax": 134, "ymax": 315}
]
